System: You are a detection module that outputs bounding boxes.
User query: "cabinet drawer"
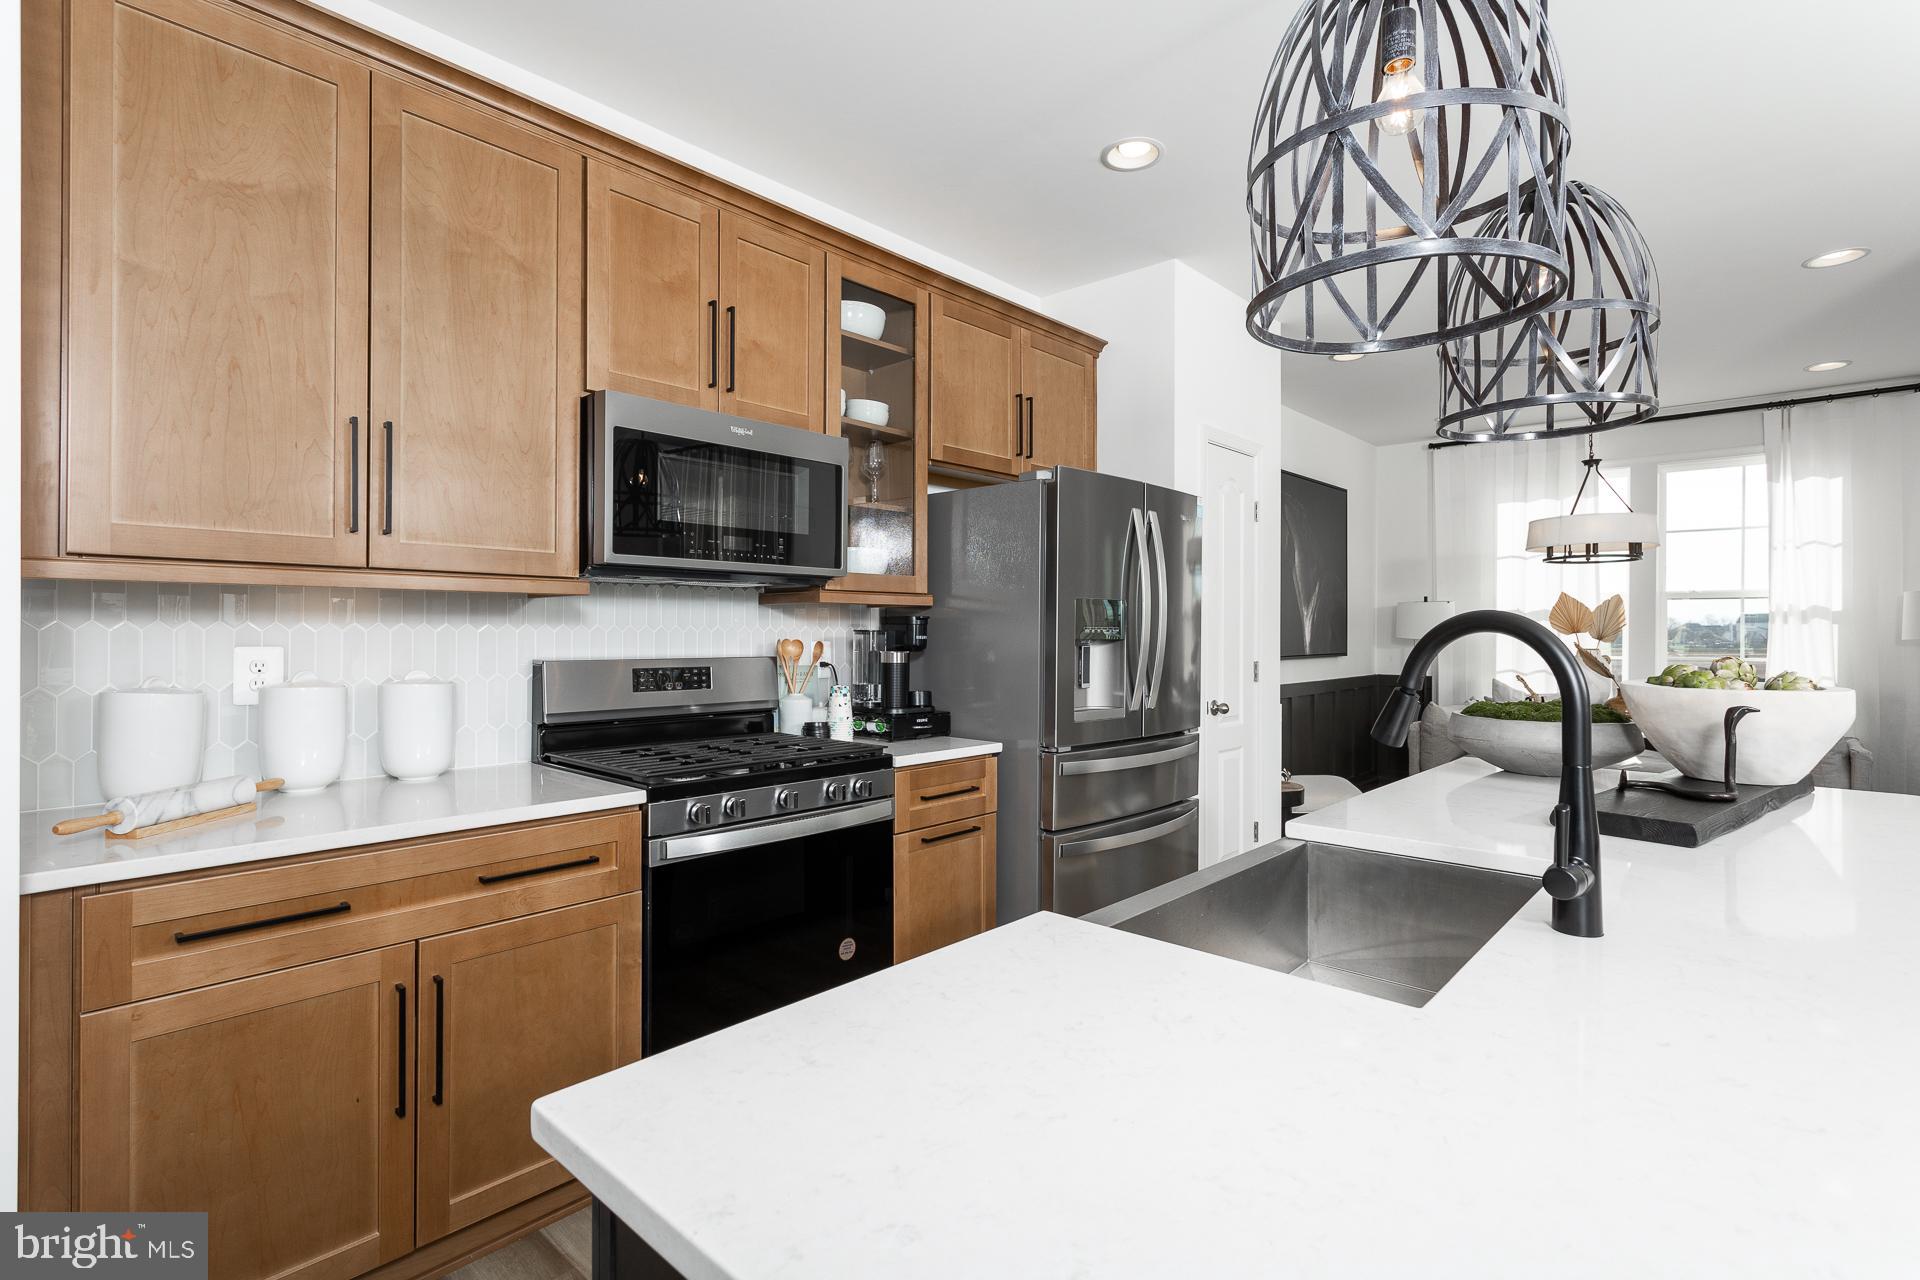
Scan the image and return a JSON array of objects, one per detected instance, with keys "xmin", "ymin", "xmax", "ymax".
[
  {"xmin": 893, "ymin": 813, "xmax": 997, "ymax": 963},
  {"xmin": 79, "ymin": 809, "xmax": 641, "ymax": 1011},
  {"xmin": 894, "ymin": 756, "xmax": 997, "ymax": 833}
]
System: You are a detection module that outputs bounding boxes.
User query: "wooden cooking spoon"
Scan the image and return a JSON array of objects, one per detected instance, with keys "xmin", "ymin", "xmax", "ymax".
[
  {"xmin": 797, "ymin": 640, "xmax": 825, "ymax": 694},
  {"xmin": 778, "ymin": 638, "xmax": 804, "ymax": 692}
]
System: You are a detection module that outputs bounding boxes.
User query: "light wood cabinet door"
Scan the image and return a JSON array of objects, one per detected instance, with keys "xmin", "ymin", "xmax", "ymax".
[
  {"xmin": 415, "ymin": 896, "xmax": 640, "ymax": 1243},
  {"xmin": 894, "ymin": 814, "xmax": 998, "ymax": 963},
  {"xmin": 370, "ymin": 76, "xmax": 584, "ymax": 577},
  {"xmin": 1021, "ymin": 331, "xmax": 1097, "ymax": 473},
  {"xmin": 930, "ymin": 296, "xmax": 1022, "ymax": 476},
  {"xmin": 587, "ymin": 162, "xmax": 719, "ymax": 408},
  {"xmin": 76, "ymin": 945, "xmax": 415, "ymax": 1280},
  {"xmin": 66, "ymin": 0, "xmax": 370, "ymax": 566},
  {"xmin": 718, "ymin": 211, "xmax": 825, "ymax": 431}
]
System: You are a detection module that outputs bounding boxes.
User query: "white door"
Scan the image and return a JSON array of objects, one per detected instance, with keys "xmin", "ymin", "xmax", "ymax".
[{"xmin": 1201, "ymin": 440, "xmax": 1257, "ymax": 866}]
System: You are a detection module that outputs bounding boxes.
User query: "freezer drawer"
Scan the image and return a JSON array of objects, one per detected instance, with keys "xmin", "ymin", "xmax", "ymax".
[
  {"xmin": 1045, "ymin": 800, "xmax": 1199, "ymax": 918},
  {"xmin": 1040, "ymin": 733, "xmax": 1199, "ymax": 831}
]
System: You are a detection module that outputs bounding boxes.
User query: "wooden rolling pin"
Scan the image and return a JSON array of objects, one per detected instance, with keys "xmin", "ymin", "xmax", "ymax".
[{"xmin": 51, "ymin": 776, "xmax": 285, "ymax": 841}]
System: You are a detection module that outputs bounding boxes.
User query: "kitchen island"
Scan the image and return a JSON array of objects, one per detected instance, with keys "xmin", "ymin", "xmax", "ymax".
[{"xmin": 532, "ymin": 759, "xmax": 1918, "ymax": 1277}]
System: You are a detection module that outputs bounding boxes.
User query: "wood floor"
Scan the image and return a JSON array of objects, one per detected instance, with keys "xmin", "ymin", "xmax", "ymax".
[{"xmin": 446, "ymin": 1209, "xmax": 592, "ymax": 1280}]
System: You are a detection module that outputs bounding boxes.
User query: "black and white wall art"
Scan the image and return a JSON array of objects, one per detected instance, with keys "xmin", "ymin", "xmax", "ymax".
[{"xmin": 1280, "ymin": 471, "xmax": 1348, "ymax": 659}]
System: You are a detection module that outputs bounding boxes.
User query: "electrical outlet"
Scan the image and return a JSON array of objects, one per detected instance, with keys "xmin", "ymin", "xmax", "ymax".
[{"xmin": 231, "ymin": 646, "xmax": 286, "ymax": 706}]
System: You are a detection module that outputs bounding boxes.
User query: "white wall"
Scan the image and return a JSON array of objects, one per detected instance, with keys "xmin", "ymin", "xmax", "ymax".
[{"xmin": 1040, "ymin": 262, "xmax": 1178, "ymax": 487}]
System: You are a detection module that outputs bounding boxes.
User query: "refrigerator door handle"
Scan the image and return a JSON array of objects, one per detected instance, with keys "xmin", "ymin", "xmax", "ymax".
[
  {"xmin": 1145, "ymin": 508, "xmax": 1170, "ymax": 708},
  {"xmin": 1054, "ymin": 803, "xmax": 1198, "ymax": 859},
  {"xmin": 1126, "ymin": 506, "xmax": 1152, "ymax": 711}
]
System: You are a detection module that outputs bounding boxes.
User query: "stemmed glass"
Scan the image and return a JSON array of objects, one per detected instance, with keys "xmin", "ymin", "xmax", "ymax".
[{"xmin": 861, "ymin": 440, "xmax": 886, "ymax": 503}]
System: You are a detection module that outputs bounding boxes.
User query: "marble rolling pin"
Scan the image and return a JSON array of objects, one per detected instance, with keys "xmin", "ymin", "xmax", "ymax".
[{"xmin": 50, "ymin": 776, "xmax": 285, "ymax": 841}]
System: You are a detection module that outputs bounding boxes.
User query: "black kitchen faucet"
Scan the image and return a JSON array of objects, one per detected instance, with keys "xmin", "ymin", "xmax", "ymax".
[{"xmin": 1370, "ymin": 609, "xmax": 1604, "ymax": 938}]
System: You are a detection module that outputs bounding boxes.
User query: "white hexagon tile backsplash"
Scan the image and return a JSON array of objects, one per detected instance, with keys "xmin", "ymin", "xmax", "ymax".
[{"xmin": 20, "ymin": 579, "xmax": 868, "ymax": 812}]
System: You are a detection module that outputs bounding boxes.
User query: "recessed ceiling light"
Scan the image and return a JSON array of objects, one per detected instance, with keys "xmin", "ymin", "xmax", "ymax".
[
  {"xmin": 1805, "ymin": 360, "xmax": 1852, "ymax": 373},
  {"xmin": 1802, "ymin": 247, "xmax": 1870, "ymax": 269},
  {"xmin": 1100, "ymin": 137, "xmax": 1162, "ymax": 172},
  {"xmin": 1329, "ymin": 352, "xmax": 1366, "ymax": 362}
]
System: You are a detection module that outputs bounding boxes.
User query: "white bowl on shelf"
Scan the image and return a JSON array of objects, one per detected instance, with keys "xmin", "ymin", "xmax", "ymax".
[
  {"xmin": 841, "ymin": 301, "xmax": 887, "ymax": 340},
  {"xmin": 846, "ymin": 398, "xmax": 890, "ymax": 427},
  {"xmin": 1618, "ymin": 682, "xmax": 1857, "ymax": 785},
  {"xmin": 847, "ymin": 546, "xmax": 889, "ymax": 576}
]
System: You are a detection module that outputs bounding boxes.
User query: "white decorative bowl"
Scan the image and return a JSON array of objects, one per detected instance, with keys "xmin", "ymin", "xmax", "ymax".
[
  {"xmin": 841, "ymin": 301, "xmax": 887, "ymax": 340},
  {"xmin": 1619, "ymin": 683, "xmax": 1856, "ymax": 785},
  {"xmin": 847, "ymin": 546, "xmax": 888, "ymax": 576},
  {"xmin": 1446, "ymin": 710, "xmax": 1645, "ymax": 777},
  {"xmin": 845, "ymin": 397, "xmax": 890, "ymax": 427}
]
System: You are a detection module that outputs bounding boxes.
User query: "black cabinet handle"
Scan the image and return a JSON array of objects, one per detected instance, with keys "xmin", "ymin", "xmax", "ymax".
[
  {"xmin": 725, "ymin": 305, "xmax": 737, "ymax": 393},
  {"xmin": 431, "ymin": 974, "xmax": 445, "ymax": 1106},
  {"xmin": 918, "ymin": 785, "xmax": 980, "ymax": 803},
  {"xmin": 920, "ymin": 825, "xmax": 983, "ymax": 846},
  {"xmin": 1025, "ymin": 395, "xmax": 1035, "ymax": 458},
  {"xmin": 476, "ymin": 854, "xmax": 601, "ymax": 885},
  {"xmin": 394, "ymin": 982, "xmax": 408, "ymax": 1118},
  {"xmin": 173, "ymin": 900, "xmax": 350, "ymax": 945},
  {"xmin": 708, "ymin": 299, "xmax": 719, "ymax": 389},
  {"xmin": 348, "ymin": 416, "xmax": 360, "ymax": 533},
  {"xmin": 381, "ymin": 420, "xmax": 394, "ymax": 535},
  {"xmin": 1014, "ymin": 393, "xmax": 1024, "ymax": 459}
]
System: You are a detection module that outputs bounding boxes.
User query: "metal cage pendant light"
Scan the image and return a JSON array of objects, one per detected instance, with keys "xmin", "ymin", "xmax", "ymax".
[
  {"xmin": 1525, "ymin": 435, "xmax": 1659, "ymax": 564},
  {"xmin": 1437, "ymin": 180, "xmax": 1661, "ymax": 441},
  {"xmin": 1246, "ymin": 0, "xmax": 1573, "ymax": 356}
]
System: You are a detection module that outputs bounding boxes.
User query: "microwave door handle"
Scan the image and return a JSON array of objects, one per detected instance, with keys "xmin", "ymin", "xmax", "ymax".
[{"xmin": 1146, "ymin": 508, "xmax": 1170, "ymax": 708}]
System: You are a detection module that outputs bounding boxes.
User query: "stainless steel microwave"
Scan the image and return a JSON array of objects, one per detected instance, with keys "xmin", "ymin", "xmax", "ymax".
[{"xmin": 584, "ymin": 391, "xmax": 849, "ymax": 585}]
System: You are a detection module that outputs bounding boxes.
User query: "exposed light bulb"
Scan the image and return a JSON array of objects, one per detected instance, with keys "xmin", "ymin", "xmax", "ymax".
[{"xmin": 1377, "ymin": 68, "xmax": 1426, "ymax": 137}]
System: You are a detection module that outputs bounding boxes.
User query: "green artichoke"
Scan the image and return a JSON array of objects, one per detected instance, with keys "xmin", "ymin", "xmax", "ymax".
[{"xmin": 1763, "ymin": 672, "xmax": 1818, "ymax": 692}]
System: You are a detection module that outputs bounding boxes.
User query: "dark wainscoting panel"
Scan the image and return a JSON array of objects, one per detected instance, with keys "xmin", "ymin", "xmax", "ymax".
[{"xmin": 1279, "ymin": 673, "xmax": 1431, "ymax": 791}]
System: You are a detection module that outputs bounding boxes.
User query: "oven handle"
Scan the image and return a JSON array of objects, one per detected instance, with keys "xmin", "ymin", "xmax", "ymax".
[{"xmin": 648, "ymin": 799, "xmax": 894, "ymax": 866}]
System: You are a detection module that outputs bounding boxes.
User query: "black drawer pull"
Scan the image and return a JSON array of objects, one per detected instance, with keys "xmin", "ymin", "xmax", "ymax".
[
  {"xmin": 918, "ymin": 785, "xmax": 980, "ymax": 803},
  {"xmin": 920, "ymin": 825, "xmax": 982, "ymax": 846},
  {"xmin": 348, "ymin": 416, "xmax": 360, "ymax": 533},
  {"xmin": 394, "ymin": 982, "xmax": 408, "ymax": 1118},
  {"xmin": 431, "ymin": 974, "xmax": 445, "ymax": 1106},
  {"xmin": 174, "ymin": 900, "xmax": 351, "ymax": 944},
  {"xmin": 476, "ymin": 854, "xmax": 602, "ymax": 885}
]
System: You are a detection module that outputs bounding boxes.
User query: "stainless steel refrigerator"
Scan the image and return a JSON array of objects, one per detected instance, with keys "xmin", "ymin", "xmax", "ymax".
[{"xmin": 921, "ymin": 467, "xmax": 1200, "ymax": 922}]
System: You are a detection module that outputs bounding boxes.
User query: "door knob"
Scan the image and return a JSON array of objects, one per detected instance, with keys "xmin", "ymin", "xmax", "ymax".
[{"xmin": 1208, "ymin": 700, "xmax": 1231, "ymax": 715}]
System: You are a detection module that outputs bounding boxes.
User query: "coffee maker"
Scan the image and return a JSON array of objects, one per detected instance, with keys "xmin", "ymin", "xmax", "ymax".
[{"xmin": 850, "ymin": 611, "xmax": 950, "ymax": 741}]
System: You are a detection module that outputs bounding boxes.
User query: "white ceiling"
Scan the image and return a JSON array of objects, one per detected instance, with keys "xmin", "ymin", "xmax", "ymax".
[{"xmin": 371, "ymin": 0, "xmax": 1920, "ymax": 444}]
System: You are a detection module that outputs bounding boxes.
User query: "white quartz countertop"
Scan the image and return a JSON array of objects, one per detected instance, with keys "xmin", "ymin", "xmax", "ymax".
[
  {"xmin": 881, "ymin": 736, "xmax": 1001, "ymax": 767},
  {"xmin": 533, "ymin": 758, "xmax": 1919, "ymax": 1278},
  {"xmin": 20, "ymin": 764, "xmax": 645, "ymax": 894}
]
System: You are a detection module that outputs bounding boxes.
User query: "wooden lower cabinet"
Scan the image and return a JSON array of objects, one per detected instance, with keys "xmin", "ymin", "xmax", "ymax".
[
  {"xmin": 78, "ymin": 945, "xmax": 416, "ymax": 1280},
  {"xmin": 416, "ymin": 896, "xmax": 640, "ymax": 1243},
  {"xmin": 892, "ymin": 755, "xmax": 1001, "ymax": 963}
]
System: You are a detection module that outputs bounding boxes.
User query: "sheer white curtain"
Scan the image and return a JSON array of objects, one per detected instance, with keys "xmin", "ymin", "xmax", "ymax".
[
  {"xmin": 1432, "ymin": 437, "xmax": 1632, "ymax": 706},
  {"xmin": 1766, "ymin": 394, "xmax": 1920, "ymax": 793}
]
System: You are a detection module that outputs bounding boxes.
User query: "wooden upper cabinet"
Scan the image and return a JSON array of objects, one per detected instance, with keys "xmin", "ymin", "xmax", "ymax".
[
  {"xmin": 586, "ymin": 161, "xmax": 720, "ymax": 408},
  {"xmin": 370, "ymin": 76, "xmax": 584, "ymax": 578},
  {"xmin": 930, "ymin": 296, "xmax": 1022, "ymax": 475},
  {"xmin": 65, "ymin": 0, "xmax": 370, "ymax": 566},
  {"xmin": 718, "ymin": 212, "xmax": 825, "ymax": 431},
  {"xmin": 1021, "ymin": 331, "xmax": 1097, "ymax": 472},
  {"xmin": 415, "ymin": 897, "xmax": 639, "ymax": 1244},
  {"xmin": 76, "ymin": 945, "xmax": 415, "ymax": 1280}
]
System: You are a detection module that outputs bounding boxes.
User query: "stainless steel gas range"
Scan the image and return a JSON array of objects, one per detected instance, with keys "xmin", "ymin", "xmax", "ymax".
[{"xmin": 532, "ymin": 657, "xmax": 894, "ymax": 1053}]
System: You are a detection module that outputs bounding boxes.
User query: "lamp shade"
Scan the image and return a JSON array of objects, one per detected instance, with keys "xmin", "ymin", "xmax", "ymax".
[
  {"xmin": 1903, "ymin": 590, "xmax": 1920, "ymax": 642},
  {"xmin": 1395, "ymin": 599, "xmax": 1456, "ymax": 641},
  {"xmin": 1525, "ymin": 511, "xmax": 1660, "ymax": 564}
]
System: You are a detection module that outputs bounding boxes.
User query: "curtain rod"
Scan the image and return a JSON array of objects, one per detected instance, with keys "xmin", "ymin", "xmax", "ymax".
[{"xmin": 1424, "ymin": 380, "xmax": 1920, "ymax": 450}]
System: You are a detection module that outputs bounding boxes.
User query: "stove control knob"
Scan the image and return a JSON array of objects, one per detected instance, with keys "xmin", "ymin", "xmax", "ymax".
[
  {"xmin": 686, "ymin": 801, "xmax": 714, "ymax": 827},
  {"xmin": 774, "ymin": 787, "xmax": 800, "ymax": 811},
  {"xmin": 851, "ymin": 777, "xmax": 875, "ymax": 800},
  {"xmin": 721, "ymin": 795, "xmax": 748, "ymax": 820},
  {"xmin": 823, "ymin": 781, "xmax": 850, "ymax": 803}
]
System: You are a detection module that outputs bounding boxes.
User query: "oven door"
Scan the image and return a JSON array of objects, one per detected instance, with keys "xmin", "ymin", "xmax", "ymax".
[
  {"xmin": 643, "ymin": 800, "xmax": 892, "ymax": 1054},
  {"xmin": 588, "ymin": 391, "xmax": 848, "ymax": 581}
]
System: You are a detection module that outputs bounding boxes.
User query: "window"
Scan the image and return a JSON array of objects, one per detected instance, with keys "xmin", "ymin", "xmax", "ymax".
[{"xmin": 1658, "ymin": 457, "xmax": 1769, "ymax": 673}]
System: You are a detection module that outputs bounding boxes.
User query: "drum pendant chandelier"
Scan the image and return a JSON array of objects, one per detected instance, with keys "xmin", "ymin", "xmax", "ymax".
[
  {"xmin": 1246, "ymin": 0, "xmax": 1572, "ymax": 356},
  {"xmin": 1437, "ymin": 180, "xmax": 1661, "ymax": 441}
]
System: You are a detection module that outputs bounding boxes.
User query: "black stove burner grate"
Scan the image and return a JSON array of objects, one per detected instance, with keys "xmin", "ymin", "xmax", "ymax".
[{"xmin": 548, "ymin": 733, "xmax": 884, "ymax": 788}]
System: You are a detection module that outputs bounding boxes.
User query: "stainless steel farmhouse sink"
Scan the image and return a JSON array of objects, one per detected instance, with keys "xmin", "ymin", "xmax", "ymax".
[{"xmin": 1084, "ymin": 840, "xmax": 1539, "ymax": 1007}]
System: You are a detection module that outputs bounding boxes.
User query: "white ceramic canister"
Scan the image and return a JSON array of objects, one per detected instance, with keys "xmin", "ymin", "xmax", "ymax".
[
  {"xmin": 95, "ymin": 679, "xmax": 206, "ymax": 797},
  {"xmin": 778, "ymin": 693, "xmax": 815, "ymax": 736},
  {"xmin": 259, "ymin": 672, "xmax": 349, "ymax": 793},
  {"xmin": 378, "ymin": 671, "xmax": 456, "ymax": 782}
]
